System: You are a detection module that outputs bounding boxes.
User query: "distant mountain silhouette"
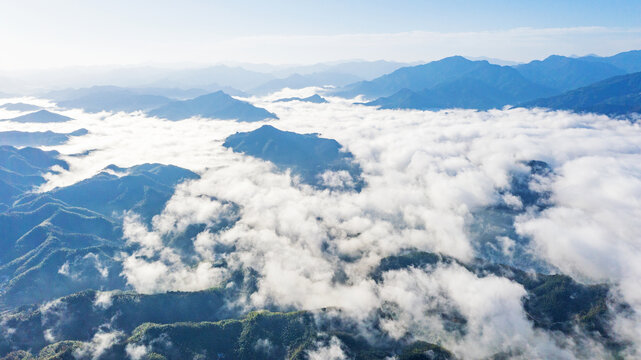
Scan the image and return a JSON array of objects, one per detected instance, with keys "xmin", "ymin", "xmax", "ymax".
[
  {"xmin": 514, "ymin": 55, "xmax": 626, "ymax": 92},
  {"xmin": 339, "ymin": 51, "xmax": 641, "ymax": 111},
  {"xmin": 3, "ymin": 110, "xmax": 72, "ymax": 123},
  {"xmin": 580, "ymin": 50, "xmax": 641, "ymax": 73},
  {"xmin": 336, "ymin": 56, "xmax": 555, "ymax": 105},
  {"xmin": 0, "ymin": 129, "xmax": 88, "ymax": 147},
  {"xmin": 521, "ymin": 71, "xmax": 641, "ymax": 116},
  {"xmin": 223, "ymin": 125, "xmax": 363, "ymax": 190},
  {"xmin": 271, "ymin": 60, "xmax": 409, "ymax": 80},
  {"xmin": 250, "ymin": 72, "xmax": 362, "ymax": 95},
  {"xmin": 366, "ymin": 78, "xmax": 513, "ymax": 110},
  {"xmin": 274, "ymin": 94, "xmax": 328, "ymax": 103},
  {"xmin": 0, "ymin": 103, "xmax": 40, "ymax": 111},
  {"xmin": 148, "ymin": 91, "xmax": 278, "ymax": 121},
  {"xmin": 48, "ymin": 86, "xmax": 173, "ymax": 113}
]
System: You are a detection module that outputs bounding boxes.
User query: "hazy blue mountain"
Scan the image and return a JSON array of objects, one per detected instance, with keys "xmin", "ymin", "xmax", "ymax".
[
  {"xmin": 148, "ymin": 91, "xmax": 278, "ymax": 121},
  {"xmin": 580, "ymin": 50, "xmax": 641, "ymax": 73},
  {"xmin": 465, "ymin": 56, "xmax": 521, "ymax": 66},
  {"xmin": 336, "ymin": 56, "xmax": 555, "ymax": 103},
  {"xmin": 48, "ymin": 86, "xmax": 173, "ymax": 113},
  {"xmin": 514, "ymin": 55, "xmax": 626, "ymax": 91},
  {"xmin": 2, "ymin": 110, "xmax": 72, "ymax": 123},
  {"xmin": 126, "ymin": 87, "xmax": 210, "ymax": 99},
  {"xmin": 274, "ymin": 94, "xmax": 328, "ymax": 103},
  {"xmin": 133, "ymin": 65, "xmax": 274, "ymax": 91},
  {"xmin": 17, "ymin": 163, "xmax": 198, "ymax": 222},
  {"xmin": 271, "ymin": 60, "xmax": 410, "ymax": 80},
  {"xmin": 131, "ymin": 85, "xmax": 247, "ymax": 99},
  {"xmin": 0, "ymin": 103, "xmax": 40, "ymax": 111},
  {"xmin": 521, "ymin": 71, "xmax": 641, "ymax": 116},
  {"xmin": 0, "ymin": 146, "xmax": 68, "ymax": 207},
  {"xmin": 224, "ymin": 125, "xmax": 363, "ymax": 190},
  {"xmin": 365, "ymin": 78, "xmax": 513, "ymax": 110},
  {"xmin": 249, "ymin": 72, "xmax": 362, "ymax": 95},
  {"xmin": 9, "ymin": 65, "xmax": 275, "ymax": 93},
  {"xmin": 0, "ymin": 129, "xmax": 88, "ymax": 146}
]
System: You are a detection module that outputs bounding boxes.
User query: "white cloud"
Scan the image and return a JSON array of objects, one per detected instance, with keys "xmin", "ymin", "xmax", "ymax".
[
  {"xmin": 306, "ymin": 336, "xmax": 348, "ymax": 360},
  {"xmin": 125, "ymin": 343, "xmax": 149, "ymax": 360},
  {"xmin": 93, "ymin": 291, "xmax": 115, "ymax": 309},
  {"xmin": 10, "ymin": 94, "xmax": 641, "ymax": 356},
  {"xmin": 73, "ymin": 329, "xmax": 124, "ymax": 360}
]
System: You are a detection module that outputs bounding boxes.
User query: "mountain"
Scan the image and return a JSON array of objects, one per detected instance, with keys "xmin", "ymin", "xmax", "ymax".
[
  {"xmin": 0, "ymin": 288, "xmax": 452, "ymax": 360},
  {"xmin": 365, "ymin": 78, "xmax": 514, "ymax": 110},
  {"xmin": 0, "ymin": 129, "xmax": 88, "ymax": 146},
  {"xmin": 49, "ymin": 86, "xmax": 173, "ymax": 113},
  {"xmin": 2, "ymin": 110, "xmax": 72, "ymax": 123},
  {"xmin": 336, "ymin": 56, "xmax": 555, "ymax": 103},
  {"xmin": 15, "ymin": 163, "xmax": 199, "ymax": 224},
  {"xmin": 0, "ymin": 146, "xmax": 68, "ymax": 208},
  {"xmin": 514, "ymin": 55, "xmax": 626, "ymax": 92},
  {"xmin": 148, "ymin": 91, "xmax": 278, "ymax": 122},
  {"xmin": 131, "ymin": 65, "xmax": 274, "ymax": 91},
  {"xmin": 7, "ymin": 65, "xmax": 275, "ymax": 93},
  {"xmin": 371, "ymin": 251, "xmax": 611, "ymax": 337},
  {"xmin": 249, "ymin": 72, "xmax": 362, "ymax": 95},
  {"xmin": 274, "ymin": 94, "xmax": 328, "ymax": 103},
  {"xmin": 521, "ymin": 72, "xmax": 641, "ymax": 116},
  {"xmin": 0, "ymin": 103, "xmax": 40, "ymax": 111},
  {"xmin": 223, "ymin": 125, "xmax": 363, "ymax": 190},
  {"xmin": 0, "ymin": 149, "xmax": 200, "ymax": 308},
  {"xmin": 0, "ymin": 249, "xmax": 612, "ymax": 359},
  {"xmin": 465, "ymin": 56, "xmax": 521, "ymax": 66},
  {"xmin": 580, "ymin": 50, "xmax": 641, "ymax": 73},
  {"xmin": 270, "ymin": 60, "xmax": 410, "ymax": 80}
]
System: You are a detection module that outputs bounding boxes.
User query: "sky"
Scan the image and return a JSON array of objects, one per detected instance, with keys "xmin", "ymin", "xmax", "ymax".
[{"xmin": 1, "ymin": 0, "xmax": 641, "ymax": 68}]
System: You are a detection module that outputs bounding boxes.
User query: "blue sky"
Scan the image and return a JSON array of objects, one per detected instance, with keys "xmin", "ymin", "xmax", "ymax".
[{"xmin": 1, "ymin": 0, "xmax": 641, "ymax": 69}]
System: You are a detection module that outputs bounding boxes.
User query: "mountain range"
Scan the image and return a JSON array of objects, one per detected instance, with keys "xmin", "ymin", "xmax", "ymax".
[
  {"xmin": 336, "ymin": 50, "xmax": 641, "ymax": 115},
  {"xmin": 0, "ymin": 146, "xmax": 199, "ymax": 309},
  {"xmin": 274, "ymin": 94, "xmax": 328, "ymax": 103},
  {"xmin": 335, "ymin": 56, "xmax": 555, "ymax": 101},
  {"xmin": 148, "ymin": 91, "xmax": 277, "ymax": 122},
  {"xmin": 0, "ymin": 141, "xmax": 626, "ymax": 358},
  {"xmin": 49, "ymin": 86, "xmax": 174, "ymax": 113},
  {"xmin": 250, "ymin": 72, "xmax": 362, "ymax": 95},
  {"xmin": 521, "ymin": 71, "xmax": 641, "ymax": 116},
  {"xmin": 1, "ymin": 51, "xmax": 641, "ymax": 359}
]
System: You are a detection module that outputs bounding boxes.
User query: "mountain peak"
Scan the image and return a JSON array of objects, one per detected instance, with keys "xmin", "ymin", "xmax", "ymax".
[
  {"xmin": 147, "ymin": 91, "xmax": 277, "ymax": 121},
  {"xmin": 3, "ymin": 110, "xmax": 72, "ymax": 123}
]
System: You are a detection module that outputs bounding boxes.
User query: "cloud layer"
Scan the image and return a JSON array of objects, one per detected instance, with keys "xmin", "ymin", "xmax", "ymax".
[{"xmin": 2, "ymin": 91, "xmax": 641, "ymax": 358}]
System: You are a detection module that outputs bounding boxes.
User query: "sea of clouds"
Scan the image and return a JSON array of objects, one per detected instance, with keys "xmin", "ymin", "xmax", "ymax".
[{"xmin": 1, "ymin": 88, "xmax": 640, "ymax": 358}]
